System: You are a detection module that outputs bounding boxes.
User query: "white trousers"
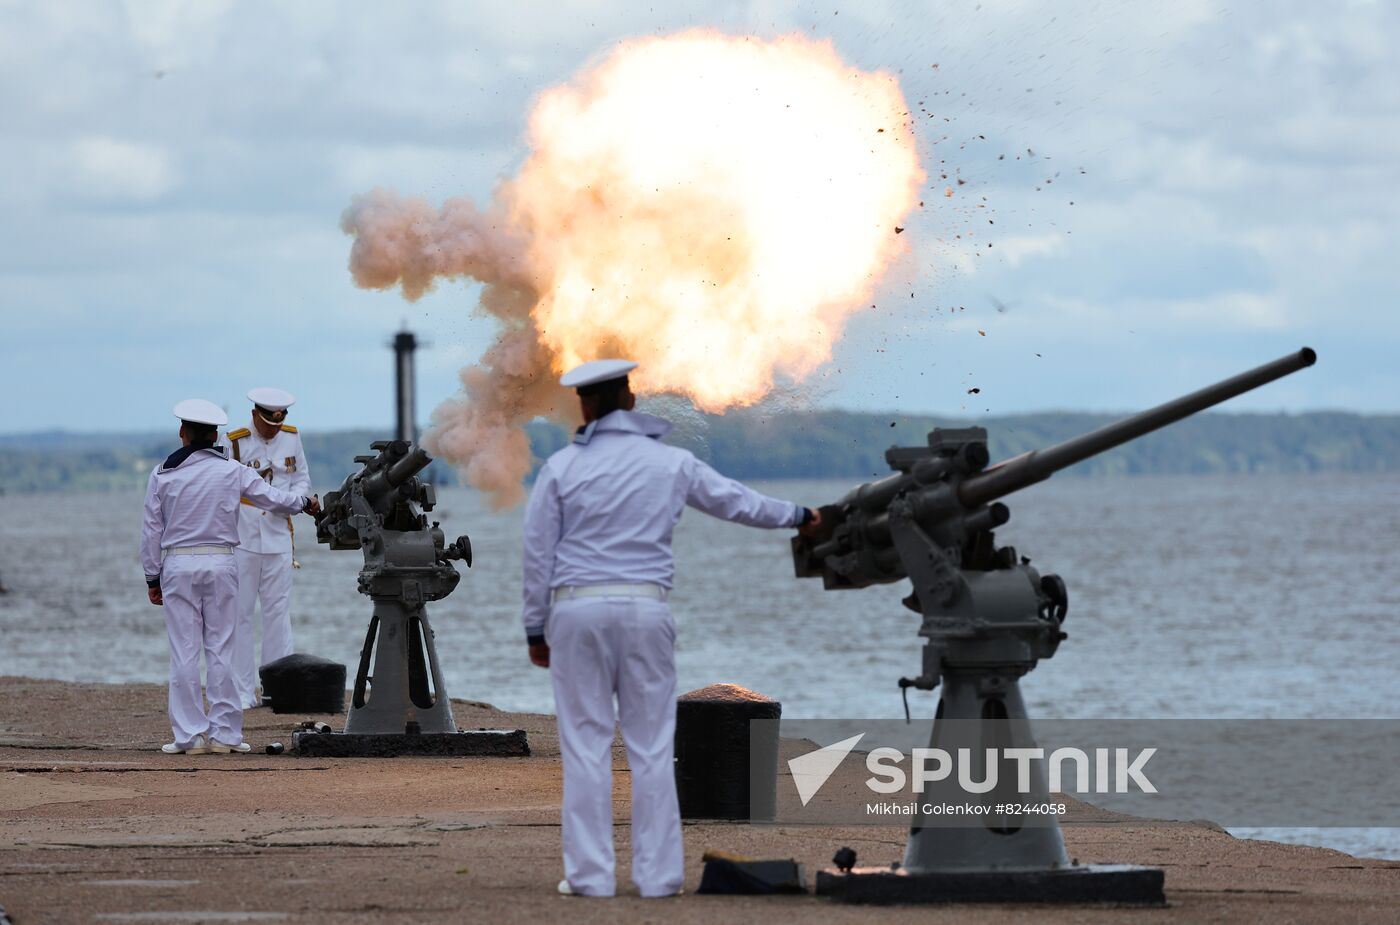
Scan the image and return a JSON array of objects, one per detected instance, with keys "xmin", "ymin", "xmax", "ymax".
[
  {"xmin": 234, "ymin": 547, "xmax": 295, "ymax": 708},
  {"xmin": 548, "ymin": 596, "xmax": 684, "ymax": 898},
  {"xmin": 161, "ymin": 555, "xmax": 241, "ymax": 747}
]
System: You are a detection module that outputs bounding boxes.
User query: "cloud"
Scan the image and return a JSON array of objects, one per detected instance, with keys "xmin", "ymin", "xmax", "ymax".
[
  {"xmin": 121, "ymin": 0, "xmax": 236, "ymax": 67},
  {"xmin": 1164, "ymin": 291, "xmax": 1290, "ymax": 330},
  {"xmin": 998, "ymin": 233, "xmax": 1067, "ymax": 269},
  {"xmin": 1036, "ymin": 291, "xmax": 1289, "ymax": 333},
  {"xmin": 1, "ymin": 0, "xmax": 1399, "ymax": 431},
  {"xmin": 68, "ymin": 137, "xmax": 179, "ymax": 202}
]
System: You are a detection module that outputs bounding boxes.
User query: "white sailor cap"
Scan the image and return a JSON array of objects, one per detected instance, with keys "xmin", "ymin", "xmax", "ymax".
[
  {"xmin": 559, "ymin": 359, "xmax": 638, "ymax": 390},
  {"xmin": 173, "ymin": 399, "xmax": 229, "ymax": 428},
  {"xmin": 247, "ymin": 387, "xmax": 296, "ymax": 411}
]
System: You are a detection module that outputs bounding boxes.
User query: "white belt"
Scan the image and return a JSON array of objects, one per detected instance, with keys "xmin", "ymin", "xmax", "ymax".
[
  {"xmin": 163, "ymin": 545, "xmax": 234, "ymax": 558},
  {"xmin": 552, "ymin": 583, "xmax": 668, "ymax": 604}
]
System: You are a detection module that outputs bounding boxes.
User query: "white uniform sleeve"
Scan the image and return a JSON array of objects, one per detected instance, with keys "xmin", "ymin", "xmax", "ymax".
[
  {"xmin": 139, "ymin": 468, "xmax": 164, "ymax": 582},
  {"xmin": 684, "ymin": 456, "xmax": 803, "ymax": 528},
  {"xmin": 288, "ymin": 433, "xmax": 312, "ymax": 498},
  {"xmin": 521, "ymin": 463, "xmax": 562, "ymax": 640},
  {"xmin": 238, "ymin": 465, "xmax": 306, "ymax": 515}
]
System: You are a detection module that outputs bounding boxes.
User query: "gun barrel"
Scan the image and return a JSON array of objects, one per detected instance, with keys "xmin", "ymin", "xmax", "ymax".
[
  {"xmin": 958, "ymin": 347, "xmax": 1316, "ymax": 508},
  {"xmin": 385, "ymin": 445, "xmax": 432, "ymax": 487}
]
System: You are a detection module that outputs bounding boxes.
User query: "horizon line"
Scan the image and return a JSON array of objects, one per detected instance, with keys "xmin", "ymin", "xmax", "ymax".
[{"xmin": 2, "ymin": 406, "xmax": 1397, "ymax": 440}]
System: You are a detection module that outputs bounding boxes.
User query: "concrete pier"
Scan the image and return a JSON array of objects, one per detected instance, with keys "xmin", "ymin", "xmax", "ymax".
[{"xmin": 1, "ymin": 677, "xmax": 1397, "ymax": 923}]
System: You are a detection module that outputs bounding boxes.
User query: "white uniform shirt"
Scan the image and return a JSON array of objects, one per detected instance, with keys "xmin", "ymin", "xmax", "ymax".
[
  {"xmin": 219, "ymin": 424, "xmax": 312, "ymax": 554},
  {"xmin": 140, "ymin": 446, "xmax": 308, "ymax": 583},
  {"xmin": 521, "ymin": 410, "xmax": 803, "ymax": 637}
]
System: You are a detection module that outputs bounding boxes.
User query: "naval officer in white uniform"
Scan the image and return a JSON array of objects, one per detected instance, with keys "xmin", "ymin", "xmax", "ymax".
[
  {"xmin": 220, "ymin": 387, "xmax": 311, "ymax": 709},
  {"xmin": 141, "ymin": 400, "xmax": 318, "ymax": 754},
  {"xmin": 522, "ymin": 360, "xmax": 822, "ymax": 898}
]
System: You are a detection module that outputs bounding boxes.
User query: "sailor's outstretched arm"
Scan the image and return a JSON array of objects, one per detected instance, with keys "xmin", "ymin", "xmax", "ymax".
[
  {"xmin": 683, "ymin": 455, "xmax": 808, "ymax": 529},
  {"xmin": 238, "ymin": 465, "xmax": 310, "ymax": 516}
]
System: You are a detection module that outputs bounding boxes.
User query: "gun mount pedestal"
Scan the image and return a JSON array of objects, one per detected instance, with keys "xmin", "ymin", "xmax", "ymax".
[
  {"xmin": 347, "ymin": 599, "xmax": 455, "ymax": 735},
  {"xmin": 295, "ymin": 440, "xmax": 528, "ymax": 758},
  {"xmin": 800, "ymin": 349, "xmax": 1316, "ymax": 905},
  {"xmin": 830, "ymin": 479, "xmax": 1160, "ymax": 904},
  {"xmin": 819, "ymin": 662, "xmax": 1165, "ymax": 903}
]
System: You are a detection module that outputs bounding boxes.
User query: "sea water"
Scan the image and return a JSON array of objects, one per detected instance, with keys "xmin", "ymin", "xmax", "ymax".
[{"xmin": 2, "ymin": 473, "xmax": 1397, "ymax": 858}]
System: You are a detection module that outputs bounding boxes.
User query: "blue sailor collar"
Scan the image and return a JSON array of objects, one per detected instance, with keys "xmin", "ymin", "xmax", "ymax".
[
  {"xmin": 161, "ymin": 443, "xmax": 229, "ymax": 472},
  {"xmin": 572, "ymin": 409, "xmax": 673, "ymax": 446}
]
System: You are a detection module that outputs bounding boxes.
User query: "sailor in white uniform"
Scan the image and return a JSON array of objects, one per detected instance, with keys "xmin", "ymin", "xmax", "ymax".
[
  {"xmin": 141, "ymin": 399, "xmax": 318, "ymax": 754},
  {"xmin": 523, "ymin": 360, "xmax": 822, "ymax": 898},
  {"xmin": 220, "ymin": 387, "xmax": 311, "ymax": 709}
]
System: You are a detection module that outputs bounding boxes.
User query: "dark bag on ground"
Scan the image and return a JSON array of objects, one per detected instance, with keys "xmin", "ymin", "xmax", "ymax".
[{"xmin": 696, "ymin": 850, "xmax": 807, "ymax": 895}]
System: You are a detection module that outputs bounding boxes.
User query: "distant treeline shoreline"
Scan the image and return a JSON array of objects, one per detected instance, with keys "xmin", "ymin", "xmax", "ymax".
[{"xmin": 2, "ymin": 408, "xmax": 1397, "ymax": 495}]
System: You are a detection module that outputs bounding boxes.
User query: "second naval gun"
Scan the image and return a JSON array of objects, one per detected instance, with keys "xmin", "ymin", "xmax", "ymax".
[
  {"xmin": 299, "ymin": 439, "xmax": 526, "ymax": 756},
  {"xmin": 795, "ymin": 348, "xmax": 1316, "ymax": 902}
]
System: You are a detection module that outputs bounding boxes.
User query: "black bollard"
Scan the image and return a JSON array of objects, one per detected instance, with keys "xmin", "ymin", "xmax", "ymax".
[
  {"xmin": 259, "ymin": 654, "xmax": 347, "ymax": 715},
  {"xmin": 674, "ymin": 684, "xmax": 781, "ymax": 820}
]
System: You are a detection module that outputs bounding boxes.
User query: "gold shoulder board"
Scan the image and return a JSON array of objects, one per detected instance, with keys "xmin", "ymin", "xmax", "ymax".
[
  {"xmin": 226, "ymin": 427, "xmax": 250, "ymax": 461},
  {"xmin": 280, "ymin": 424, "xmax": 298, "ymax": 434}
]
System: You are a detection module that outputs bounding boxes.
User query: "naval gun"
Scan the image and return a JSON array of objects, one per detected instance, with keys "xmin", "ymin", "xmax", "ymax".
[
  {"xmin": 314, "ymin": 440, "xmax": 473, "ymax": 737},
  {"xmin": 796, "ymin": 348, "xmax": 1315, "ymax": 900}
]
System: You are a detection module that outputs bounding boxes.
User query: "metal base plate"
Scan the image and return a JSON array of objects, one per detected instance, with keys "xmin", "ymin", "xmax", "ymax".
[
  {"xmin": 816, "ymin": 864, "xmax": 1165, "ymax": 905},
  {"xmin": 291, "ymin": 729, "xmax": 529, "ymax": 758}
]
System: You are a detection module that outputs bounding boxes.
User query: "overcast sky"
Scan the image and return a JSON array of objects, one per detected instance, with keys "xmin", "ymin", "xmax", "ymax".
[{"xmin": 2, "ymin": 0, "xmax": 1394, "ymax": 433}]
